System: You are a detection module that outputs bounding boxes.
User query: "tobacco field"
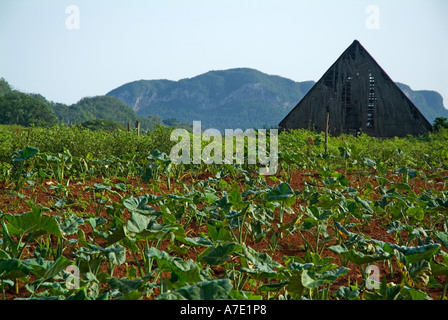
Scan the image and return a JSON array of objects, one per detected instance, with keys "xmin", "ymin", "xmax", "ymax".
[{"xmin": 1, "ymin": 124, "xmax": 448, "ymax": 300}]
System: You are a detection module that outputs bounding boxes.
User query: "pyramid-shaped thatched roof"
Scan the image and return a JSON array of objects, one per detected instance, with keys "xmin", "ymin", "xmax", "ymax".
[{"xmin": 279, "ymin": 40, "xmax": 432, "ymax": 137}]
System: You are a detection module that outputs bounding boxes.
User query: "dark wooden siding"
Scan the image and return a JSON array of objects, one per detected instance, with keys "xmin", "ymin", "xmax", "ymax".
[{"xmin": 279, "ymin": 40, "xmax": 432, "ymax": 137}]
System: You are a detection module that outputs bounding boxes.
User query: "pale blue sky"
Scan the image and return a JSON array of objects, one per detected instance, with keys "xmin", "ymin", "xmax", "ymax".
[{"xmin": 1, "ymin": 0, "xmax": 447, "ymax": 107}]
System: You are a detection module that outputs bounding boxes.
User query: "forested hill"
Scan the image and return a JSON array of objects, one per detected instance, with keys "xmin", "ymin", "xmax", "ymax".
[
  {"xmin": 0, "ymin": 78, "xmax": 161, "ymax": 131},
  {"xmin": 107, "ymin": 68, "xmax": 448, "ymax": 130},
  {"xmin": 51, "ymin": 95, "xmax": 161, "ymax": 130},
  {"xmin": 106, "ymin": 68, "xmax": 315, "ymax": 130}
]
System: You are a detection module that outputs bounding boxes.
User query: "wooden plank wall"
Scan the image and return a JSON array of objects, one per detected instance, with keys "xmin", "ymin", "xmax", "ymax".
[{"xmin": 279, "ymin": 41, "xmax": 432, "ymax": 137}]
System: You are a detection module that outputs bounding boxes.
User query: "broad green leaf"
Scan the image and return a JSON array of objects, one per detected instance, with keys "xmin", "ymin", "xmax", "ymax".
[
  {"xmin": 114, "ymin": 183, "xmax": 127, "ymax": 192},
  {"xmin": 406, "ymin": 207, "xmax": 425, "ymax": 222},
  {"xmin": 107, "ymin": 244, "xmax": 126, "ymax": 266},
  {"xmin": 329, "ymin": 246, "xmax": 392, "ymax": 265},
  {"xmin": 146, "ymin": 194, "xmax": 164, "ymax": 203},
  {"xmin": 41, "ymin": 255, "xmax": 73, "ymax": 282},
  {"xmin": 93, "ymin": 183, "xmax": 111, "ymax": 191},
  {"xmin": 118, "ymin": 290, "xmax": 144, "ymax": 300},
  {"xmin": 363, "ymin": 157, "xmax": 376, "ymax": 167},
  {"xmin": 265, "ymin": 182, "xmax": 296, "ymax": 207},
  {"xmin": 199, "ymin": 242, "xmax": 241, "ymax": 266},
  {"xmin": 77, "ymin": 228, "xmax": 90, "ymax": 248},
  {"xmin": 430, "ymin": 256, "xmax": 448, "ymax": 276},
  {"xmin": 434, "ymin": 231, "xmax": 448, "ymax": 250},
  {"xmin": 337, "ymin": 286, "xmax": 360, "ymax": 300},
  {"xmin": 206, "ymin": 223, "xmax": 232, "ymax": 242},
  {"xmin": 175, "ymin": 236, "xmax": 213, "ymax": 247},
  {"xmin": 386, "ymin": 221, "xmax": 406, "ymax": 234},
  {"xmin": 3, "ymin": 208, "xmax": 63, "ymax": 238},
  {"xmin": 106, "ymin": 223, "xmax": 127, "ymax": 247},
  {"xmin": 156, "ymin": 279, "xmax": 233, "ymax": 300},
  {"xmin": 228, "ymin": 290, "xmax": 263, "ymax": 300},
  {"xmin": 108, "ymin": 277, "xmax": 144, "ymax": 295},
  {"xmin": 148, "ymin": 149, "xmax": 169, "ymax": 162},
  {"xmin": 383, "ymin": 243, "xmax": 440, "ymax": 264},
  {"xmin": 238, "ymin": 245, "xmax": 281, "ymax": 276},
  {"xmin": 126, "ymin": 212, "xmax": 151, "ymax": 234},
  {"xmin": 86, "ymin": 217, "xmax": 107, "ymax": 230},
  {"xmin": 12, "ymin": 146, "xmax": 39, "ymax": 162},
  {"xmin": 328, "ymin": 245, "xmax": 347, "ymax": 255},
  {"xmin": 405, "ymin": 288, "xmax": 432, "ymax": 300},
  {"xmin": 0, "ymin": 258, "xmax": 33, "ymax": 279},
  {"xmin": 146, "ymin": 247, "xmax": 202, "ymax": 284},
  {"xmin": 408, "ymin": 261, "xmax": 431, "ymax": 288},
  {"xmin": 355, "ymin": 196, "xmax": 373, "ymax": 214},
  {"xmin": 24, "ymin": 258, "xmax": 53, "ymax": 279},
  {"xmin": 301, "ymin": 267, "xmax": 349, "ymax": 289},
  {"xmin": 168, "ymin": 194, "xmax": 193, "ymax": 205},
  {"xmin": 363, "ymin": 283, "xmax": 403, "ymax": 300},
  {"xmin": 79, "ymin": 244, "xmax": 127, "ymax": 258},
  {"xmin": 259, "ymin": 281, "xmax": 289, "ymax": 292},
  {"xmin": 203, "ymin": 192, "xmax": 220, "ymax": 204},
  {"xmin": 155, "ymin": 291, "xmax": 186, "ymax": 300},
  {"xmin": 316, "ymin": 195, "xmax": 342, "ymax": 209},
  {"xmin": 228, "ymin": 190, "xmax": 243, "ymax": 206},
  {"xmin": 58, "ymin": 215, "xmax": 84, "ymax": 236},
  {"xmin": 286, "ymin": 276, "xmax": 304, "ymax": 299},
  {"xmin": 301, "ymin": 270, "xmax": 323, "ymax": 288},
  {"xmin": 123, "ymin": 196, "xmax": 157, "ymax": 215},
  {"xmin": 39, "ymin": 215, "xmax": 64, "ymax": 238},
  {"xmin": 0, "ymin": 249, "xmax": 9, "ymax": 259},
  {"xmin": 390, "ymin": 183, "xmax": 412, "ymax": 191}
]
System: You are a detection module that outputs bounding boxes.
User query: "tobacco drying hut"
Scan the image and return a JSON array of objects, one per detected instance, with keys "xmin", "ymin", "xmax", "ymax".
[{"xmin": 279, "ymin": 40, "xmax": 432, "ymax": 137}]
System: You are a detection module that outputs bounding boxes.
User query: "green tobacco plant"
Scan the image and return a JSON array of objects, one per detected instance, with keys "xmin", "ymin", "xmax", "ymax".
[
  {"xmin": 265, "ymin": 182, "xmax": 296, "ymax": 224},
  {"xmin": 11, "ymin": 146, "xmax": 39, "ymax": 192},
  {"xmin": 1, "ymin": 202, "xmax": 64, "ymax": 260},
  {"xmin": 0, "ymin": 258, "xmax": 33, "ymax": 299},
  {"xmin": 264, "ymin": 252, "xmax": 349, "ymax": 300},
  {"xmin": 146, "ymin": 247, "xmax": 205, "ymax": 295},
  {"xmin": 0, "ymin": 201, "xmax": 67, "ymax": 296},
  {"xmin": 156, "ymin": 279, "xmax": 233, "ymax": 300},
  {"xmin": 301, "ymin": 206, "xmax": 334, "ymax": 255},
  {"xmin": 36, "ymin": 148, "xmax": 73, "ymax": 182},
  {"xmin": 84, "ymin": 183, "xmax": 114, "ymax": 216},
  {"xmin": 362, "ymin": 277, "xmax": 432, "ymax": 300},
  {"xmin": 145, "ymin": 150, "xmax": 173, "ymax": 189}
]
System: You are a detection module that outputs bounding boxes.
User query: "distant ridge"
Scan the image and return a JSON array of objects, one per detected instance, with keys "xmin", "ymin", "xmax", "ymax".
[{"xmin": 106, "ymin": 68, "xmax": 314, "ymax": 130}]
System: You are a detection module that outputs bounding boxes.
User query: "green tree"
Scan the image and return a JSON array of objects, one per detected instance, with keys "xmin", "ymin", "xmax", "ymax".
[
  {"xmin": 51, "ymin": 96, "xmax": 162, "ymax": 131},
  {"xmin": 78, "ymin": 119, "xmax": 126, "ymax": 132},
  {"xmin": 0, "ymin": 78, "xmax": 12, "ymax": 96},
  {"xmin": 433, "ymin": 117, "xmax": 448, "ymax": 131},
  {"xmin": 0, "ymin": 91, "xmax": 57, "ymax": 127}
]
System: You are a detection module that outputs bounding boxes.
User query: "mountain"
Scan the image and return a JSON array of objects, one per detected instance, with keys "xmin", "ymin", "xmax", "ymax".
[
  {"xmin": 106, "ymin": 68, "xmax": 447, "ymax": 131},
  {"xmin": 106, "ymin": 68, "xmax": 314, "ymax": 130}
]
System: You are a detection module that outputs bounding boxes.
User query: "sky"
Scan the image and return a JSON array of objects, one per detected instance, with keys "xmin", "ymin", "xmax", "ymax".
[{"xmin": 0, "ymin": 0, "xmax": 447, "ymax": 108}]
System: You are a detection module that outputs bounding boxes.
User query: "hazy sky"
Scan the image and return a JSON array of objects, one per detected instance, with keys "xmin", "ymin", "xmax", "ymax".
[{"xmin": 1, "ymin": 0, "xmax": 447, "ymax": 107}]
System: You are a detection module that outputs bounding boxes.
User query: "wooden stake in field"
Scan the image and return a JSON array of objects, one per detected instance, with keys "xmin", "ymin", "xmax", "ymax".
[
  {"xmin": 136, "ymin": 121, "xmax": 141, "ymax": 136},
  {"xmin": 325, "ymin": 110, "xmax": 329, "ymax": 154}
]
